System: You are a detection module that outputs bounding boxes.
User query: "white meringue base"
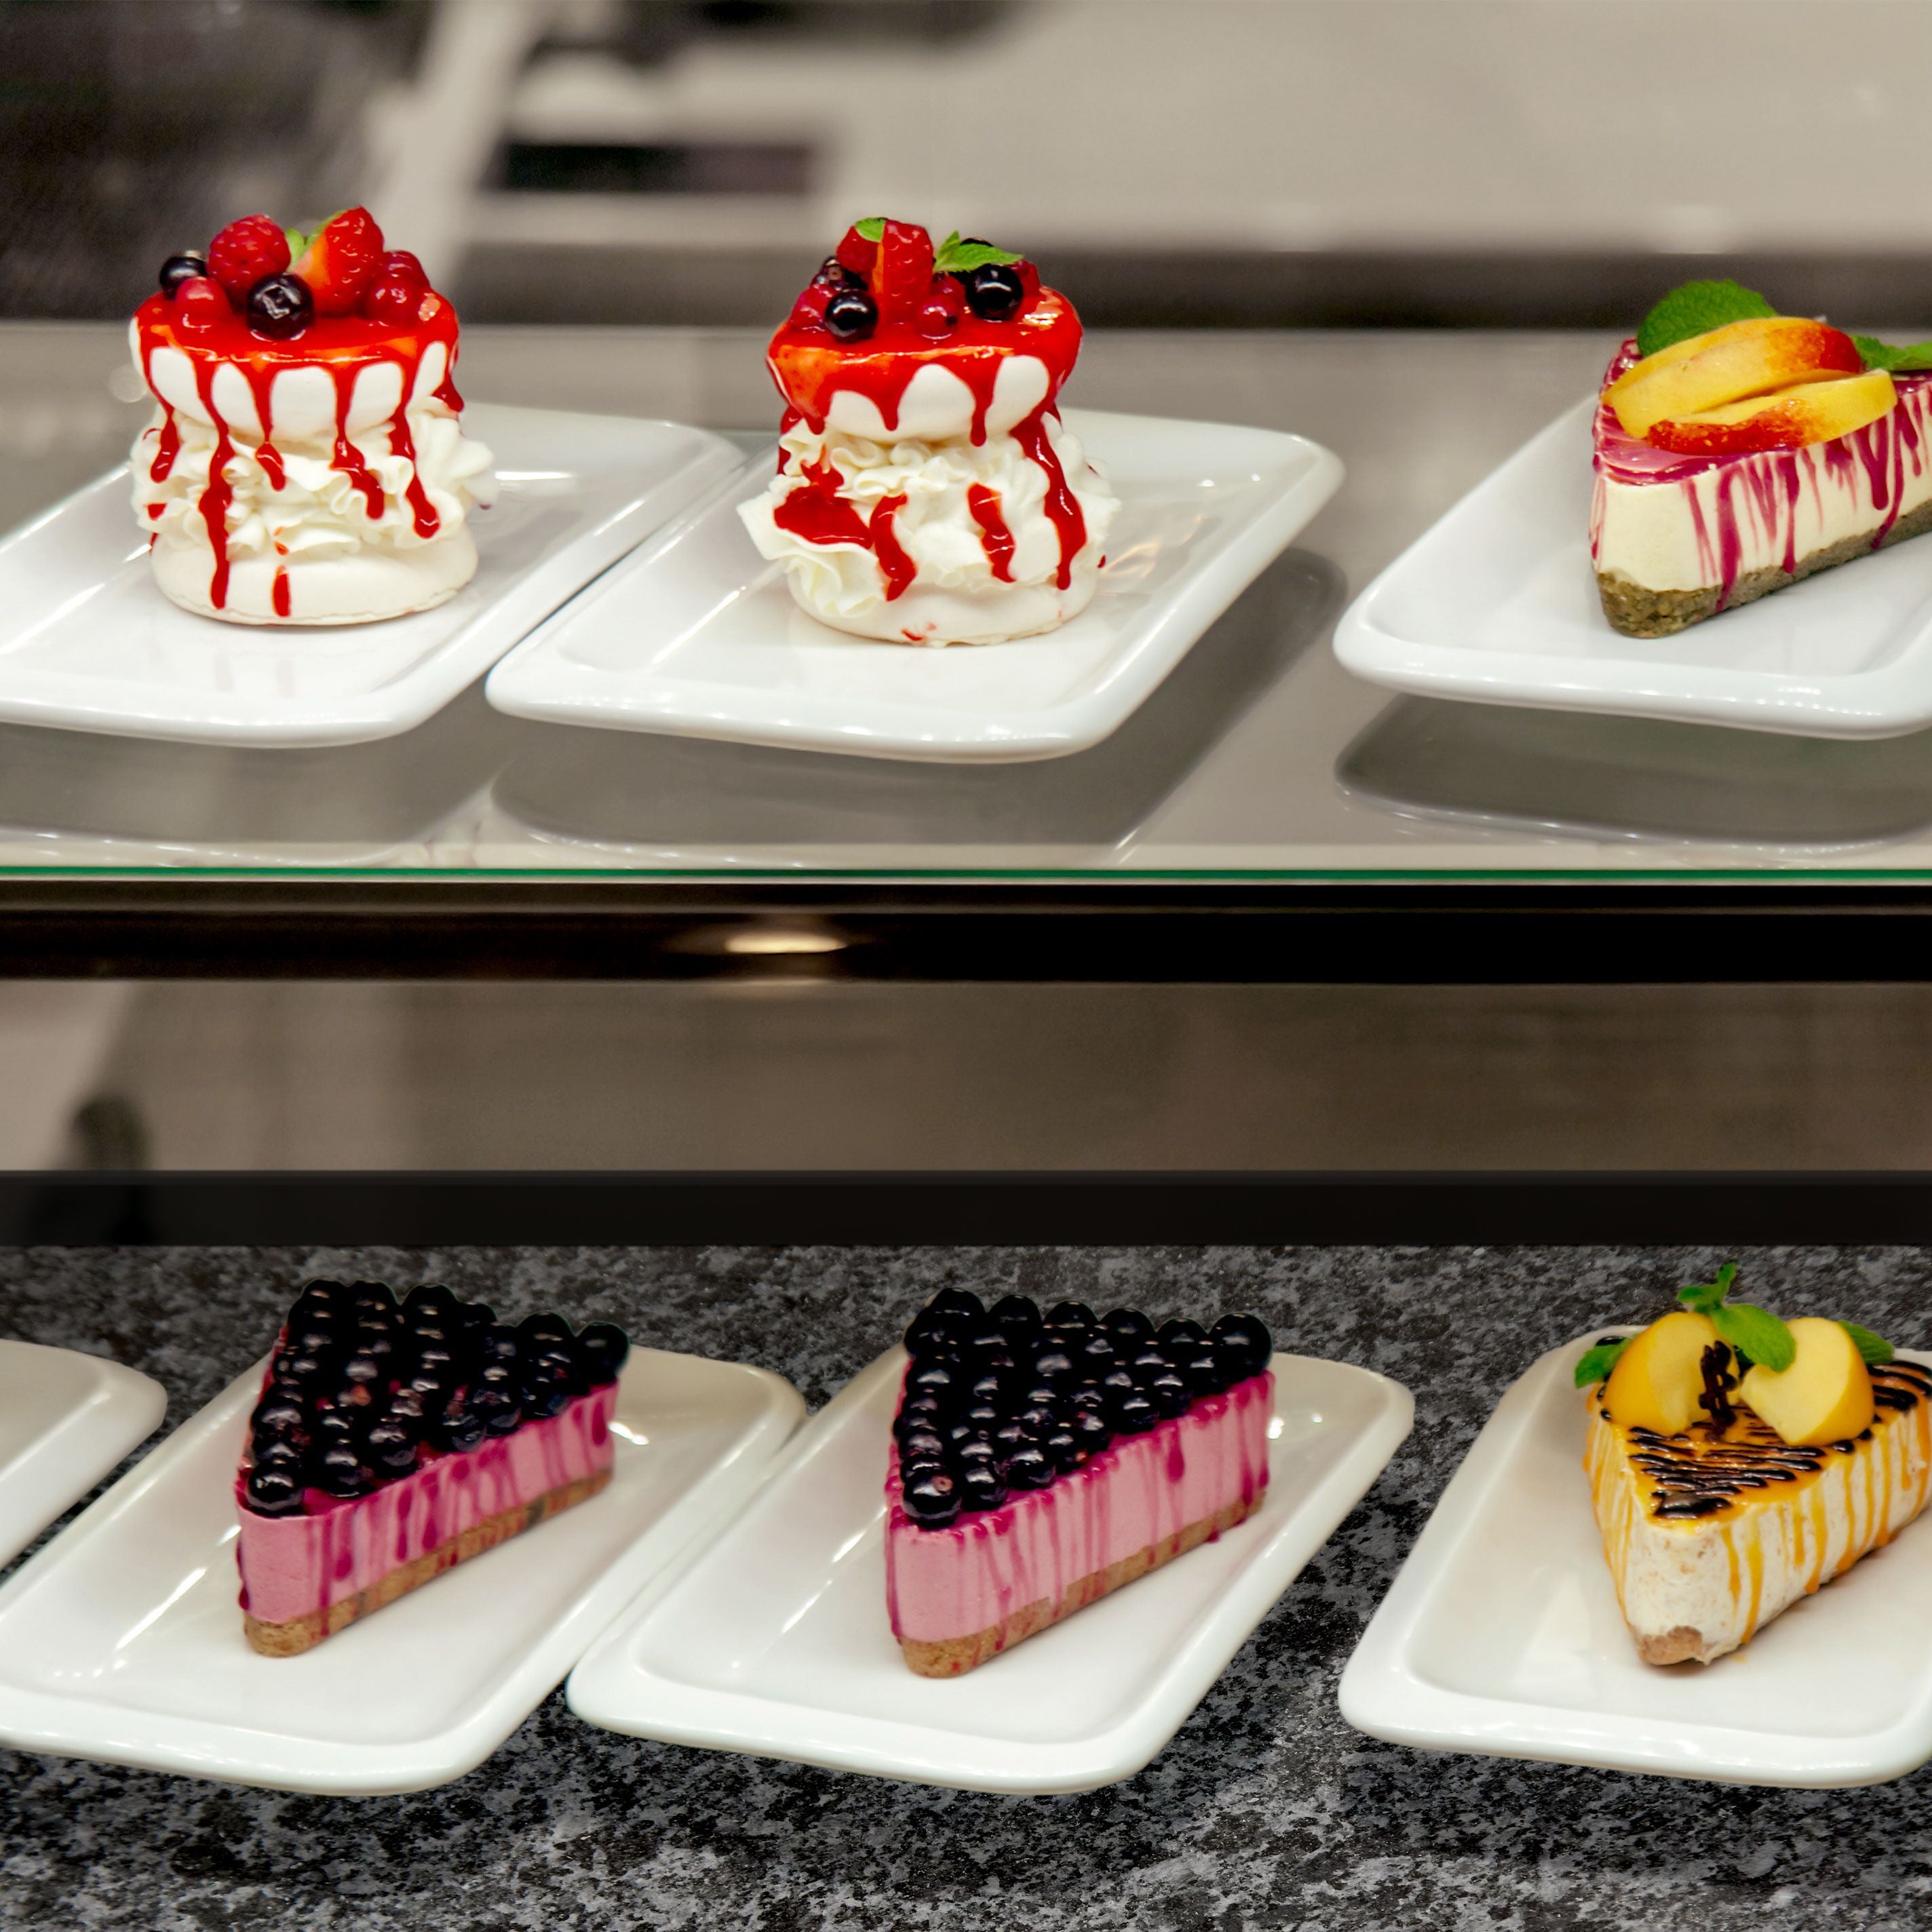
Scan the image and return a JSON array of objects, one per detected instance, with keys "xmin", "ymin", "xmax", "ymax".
[
  {"xmin": 811, "ymin": 566, "xmax": 1102, "ymax": 646},
  {"xmin": 740, "ymin": 412, "xmax": 1119, "ymax": 648},
  {"xmin": 150, "ymin": 529, "xmax": 478, "ymax": 627}
]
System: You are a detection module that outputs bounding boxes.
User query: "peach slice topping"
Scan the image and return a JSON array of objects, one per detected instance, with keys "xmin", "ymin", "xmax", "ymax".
[
  {"xmin": 1644, "ymin": 368, "xmax": 1897, "ymax": 457},
  {"xmin": 1608, "ymin": 316, "xmax": 1867, "ymax": 440}
]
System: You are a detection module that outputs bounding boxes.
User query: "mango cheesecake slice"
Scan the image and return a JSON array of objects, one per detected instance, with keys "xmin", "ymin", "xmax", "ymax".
[{"xmin": 1578, "ymin": 1267, "xmax": 1931, "ymax": 1666}]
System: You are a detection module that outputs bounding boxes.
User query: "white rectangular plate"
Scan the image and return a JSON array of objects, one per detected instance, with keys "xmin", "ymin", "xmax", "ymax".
[
  {"xmin": 566, "ymin": 1345, "xmax": 1412, "ymax": 1792},
  {"xmin": 1335, "ymin": 398, "xmax": 1932, "ymax": 740},
  {"xmin": 0, "ymin": 404, "xmax": 739, "ymax": 747},
  {"xmin": 485, "ymin": 409, "xmax": 1343, "ymax": 763},
  {"xmin": 0, "ymin": 1347, "xmax": 803, "ymax": 1793},
  {"xmin": 1340, "ymin": 1334, "xmax": 1932, "ymax": 1787},
  {"xmin": 0, "ymin": 1340, "xmax": 166, "ymax": 1568}
]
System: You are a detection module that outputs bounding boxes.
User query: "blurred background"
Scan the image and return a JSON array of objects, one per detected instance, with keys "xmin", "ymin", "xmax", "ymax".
[
  {"xmin": 5, "ymin": 0, "xmax": 1932, "ymax": 1176},
  {"xmin": 8, "ymin": 0, "xmax": 1932, "ymax": 330}
]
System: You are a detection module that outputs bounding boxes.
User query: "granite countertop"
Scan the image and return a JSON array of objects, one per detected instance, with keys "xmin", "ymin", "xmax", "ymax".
[{"xmin": 3, "ymin": 1243, "xmax": 1929, "ymax": 1931}]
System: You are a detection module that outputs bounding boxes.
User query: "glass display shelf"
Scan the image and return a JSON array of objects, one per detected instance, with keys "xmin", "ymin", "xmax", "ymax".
[{"xmin": 7, "ymin": 322, "xmax": 1932, "ymax": 980}]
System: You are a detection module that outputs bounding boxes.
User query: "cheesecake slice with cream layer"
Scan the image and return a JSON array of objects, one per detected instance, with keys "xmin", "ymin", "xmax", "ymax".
[
  {"xmin": 1591, "ymin": 280, "xmax": 1932, "ymax": 638},
  {"xmin": 1578, "ymin": 1267, "xmax": 1929, "ymax": 1665}
]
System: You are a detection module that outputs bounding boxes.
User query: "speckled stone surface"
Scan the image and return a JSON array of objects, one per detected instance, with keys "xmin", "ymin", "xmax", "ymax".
[{"xmin": 3, "ymin": 1245, "xmax": 1931, "ymax": 1931}]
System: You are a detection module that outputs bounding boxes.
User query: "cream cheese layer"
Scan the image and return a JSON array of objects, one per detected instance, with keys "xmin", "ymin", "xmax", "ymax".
[
  {"xmin": 885, "ymin": 1370, "xmax": 1272, "ymax": 1644},
  {"xmin": 235, "ymin": 1383, "xmax": 616, "ymax": 1627},
  {"xmin": 1584, "ymin": 1359, "xmax": 1932, "ymax": 1664},
  {"xmin": 1590, "ymin": 339, "xmax": 1932, "ymax": 602}
]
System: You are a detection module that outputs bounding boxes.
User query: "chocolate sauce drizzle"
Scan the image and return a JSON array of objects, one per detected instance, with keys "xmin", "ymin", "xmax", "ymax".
[{"xmin": 1629, "ymin": 1357, "xmax": 1930, "ymax": 1520}]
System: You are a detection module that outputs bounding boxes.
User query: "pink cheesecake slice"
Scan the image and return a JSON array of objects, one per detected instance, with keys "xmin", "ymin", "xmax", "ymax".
[
  {"xmin": 237, "ymin": 1277, "xmax": 627, "ymax": 1656},
  {"xmin": 885, "ymin": 1290, "xmax": 1274, "ymax": 1677}
]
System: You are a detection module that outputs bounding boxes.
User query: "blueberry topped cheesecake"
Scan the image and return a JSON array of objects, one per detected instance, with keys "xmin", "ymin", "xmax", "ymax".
[
  {"xmin": 886, "ymin": 1287, "xmax": 1274, "ymax": 1677},
  {"xmin": 236, "ymin": 1278, "xmax": 628, "ymax": 1655},
  {"xmin": 1580, "ymin": 1263, "xmax": 1929, "ymax": 1665}
]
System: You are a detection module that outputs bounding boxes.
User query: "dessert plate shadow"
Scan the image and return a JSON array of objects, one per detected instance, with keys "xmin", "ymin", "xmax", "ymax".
[
  {"xmin": 487, "ymin": 547, "xmax": 1345, "ymax": 864},
  {"xmin": 0, "ymin": 1340, "xmax": 166, "ymax": 1569},
  {"xmin": 484, "ymin": 410, "xmax": 1344, "ymax": 764},
  {"xmin": 0, "ymin": 1348, "xmax": 803, "ymax": 1793},
  {"xmin": 1336, "ymin": 400, "xmax": 1932, "ymax": 741},
  {"xmin": 1340, "ymin": 1334, "xmax": 1932, "ymax": 1787},
  {"xmin": 0, "ymin": 405, "xmax": 738, "ymax": 748},
  {"xmin": 565, "ymin": 1344, "xmax": 1412, "ymax": 1794}
]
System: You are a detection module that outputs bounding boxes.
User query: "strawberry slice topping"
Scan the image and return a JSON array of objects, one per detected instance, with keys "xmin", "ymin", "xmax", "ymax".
[
  {"xmin": 874, "ymin": 220, "xmax": 935, "ymax": 323},
  {"xmin": 834, "ymin": 223, "xmax": 878, "ymax": 277},
  {"xmin": 292, "ymin": 207, "xmax": 386, "ymax": 317}
]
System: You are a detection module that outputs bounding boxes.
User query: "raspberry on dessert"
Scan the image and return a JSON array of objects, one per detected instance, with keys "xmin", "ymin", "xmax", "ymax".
[
  {"xmin": 208, "ymin": 214, "xmax": 292, "ymax": 303},
  {"xmin": 293, "ymin": 206, "xmax": 385, "ymax": 317}
]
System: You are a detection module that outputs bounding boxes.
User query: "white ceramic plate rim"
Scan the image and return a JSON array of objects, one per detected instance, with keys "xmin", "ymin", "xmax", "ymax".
[
  {"xmin": 1338, "ymin": 1333, "xmax": 1932, "ymax": 1788},
  {"xmin": 0, "ymin": 1347, "xmax": 804, "ymax": 1793},
  {"xmin": 484, "ymin": 409, "xmax": 1345, "ymax": 764},
  {"xmin": 1334, "ymin": 399, "xmax": 1932, "ymax": 741},
  {"xmin": 0, "ymin": 404, "xmax": 739, "ymax": 748},
  {"xmin": 0, "ymin": 1340, "xmax": 167, "ymax": 1568},
  {"xmin": 566, "ymin": 1345, "xmax": 1413, "ymax": 1793}
]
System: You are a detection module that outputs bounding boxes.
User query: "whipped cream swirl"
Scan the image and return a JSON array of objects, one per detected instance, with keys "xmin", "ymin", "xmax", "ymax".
[{"xmin": 739, "ymin": 412, "xmax": 1119, "ymax": 646}]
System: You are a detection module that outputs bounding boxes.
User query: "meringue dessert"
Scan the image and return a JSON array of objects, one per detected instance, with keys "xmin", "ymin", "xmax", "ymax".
[
  {"xmin": 131, "ymin": 208, "xmax": 494, "ymax": 625},
  {"xmin": 1593, "ymin": 279, "xmax": 1932, "ymax": 637},
  {"xmin": 887, "ymin": 1288, "xmax": 1273, "ymax": 1677},
  {"xmin": 237, "ymin": 1277, "xmax": 627, "ymax": 1656},
  {"xmin": 739, "ymin": 219, "xmax": 1119, "ymax": 645},
  {"xmin": 1579, "ymin": 1264, "xmax": 1929, "ymax": 1666}
]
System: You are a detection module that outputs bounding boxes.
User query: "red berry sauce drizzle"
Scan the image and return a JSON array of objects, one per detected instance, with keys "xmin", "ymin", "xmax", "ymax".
[
  {"xmin": 766, "ymin": 230, "xmax": 1089, "ymax": 603},
  {"xmin": 134, "ymin": 292, "xmax": 461, "ymax": 611},
  {"xmin": 1593, "ymin": 339, "xmax": 1932, "ymax": 612}
]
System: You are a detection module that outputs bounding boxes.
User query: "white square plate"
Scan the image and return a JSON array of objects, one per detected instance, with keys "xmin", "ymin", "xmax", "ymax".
[
  {"xmin": 566, "ymin": 1345, "xmax": 1412, "ymax": 1793},
  {"xmin": 1334, "ymin": 399, "xmax": 1932, "ymax": 740},
  {"xmin": 0, "ymin": 404, "xmax": 738, "ymax": 747},
  {"xmin": 0, "ymin": 1347, "xmax": 803, "ymax": 1793},
  {"xmin": 0, "ymin": 1340, "xmax": 166, "ymax": 1567},
  {"xmin": 485, "ymin": 410, "xmax": 1343, "ymax": 763},
  {"xmin": 1340, "ymin": 1334, "xmax": 1932, "ymax": 1787}
]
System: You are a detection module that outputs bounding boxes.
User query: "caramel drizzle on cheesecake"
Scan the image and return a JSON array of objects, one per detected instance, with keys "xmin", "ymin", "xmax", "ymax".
[{"xmin": 1602, "ymin": 1358, "xmax": 1932, "ymax": 1524}]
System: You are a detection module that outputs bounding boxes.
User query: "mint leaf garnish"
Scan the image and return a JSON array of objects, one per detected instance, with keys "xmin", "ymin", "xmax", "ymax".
[
  {"xmin": 853, "ymin": 217, "xmax": 886, "ymax": 243},
  {"xmin": 1574, "ymin": 1336, "xmax": 1630, "ymax": 1390},
  {"xmin": 933, "ymin": 231, "xmax": 1022, "ymax": 275},
  {"xmin": 1712, "ymin": 1301, "xmax": 1795, "ymax": 1374},
  {"xmin": 1842, "ymin": 1321, "xmax": 1896, "ymax": 1366},
  {"xmin": 1677, "ymin": 1261, "xmax": 1739, "ymax": 1316},
  {"xmin": 1676, "ymin": 1261, "xmax": 1796, "ymax": 1370},
  {"xmin": 1853, "ymin": 334, "xmax": 1932, "ymax": 373},
  {"xmin": 1636, "ymin": 279, "xmax": 1778, "ymax": 358}
]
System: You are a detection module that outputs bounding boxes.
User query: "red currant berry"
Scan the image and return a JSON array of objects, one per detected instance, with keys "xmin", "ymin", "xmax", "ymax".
[
  {"xmin": 916, "ymin": 275, "xmax": 966, "ymax": 339},
  {"xmin": 173, "ymin": 276, "xmax": 231, "ymax": 334}
]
